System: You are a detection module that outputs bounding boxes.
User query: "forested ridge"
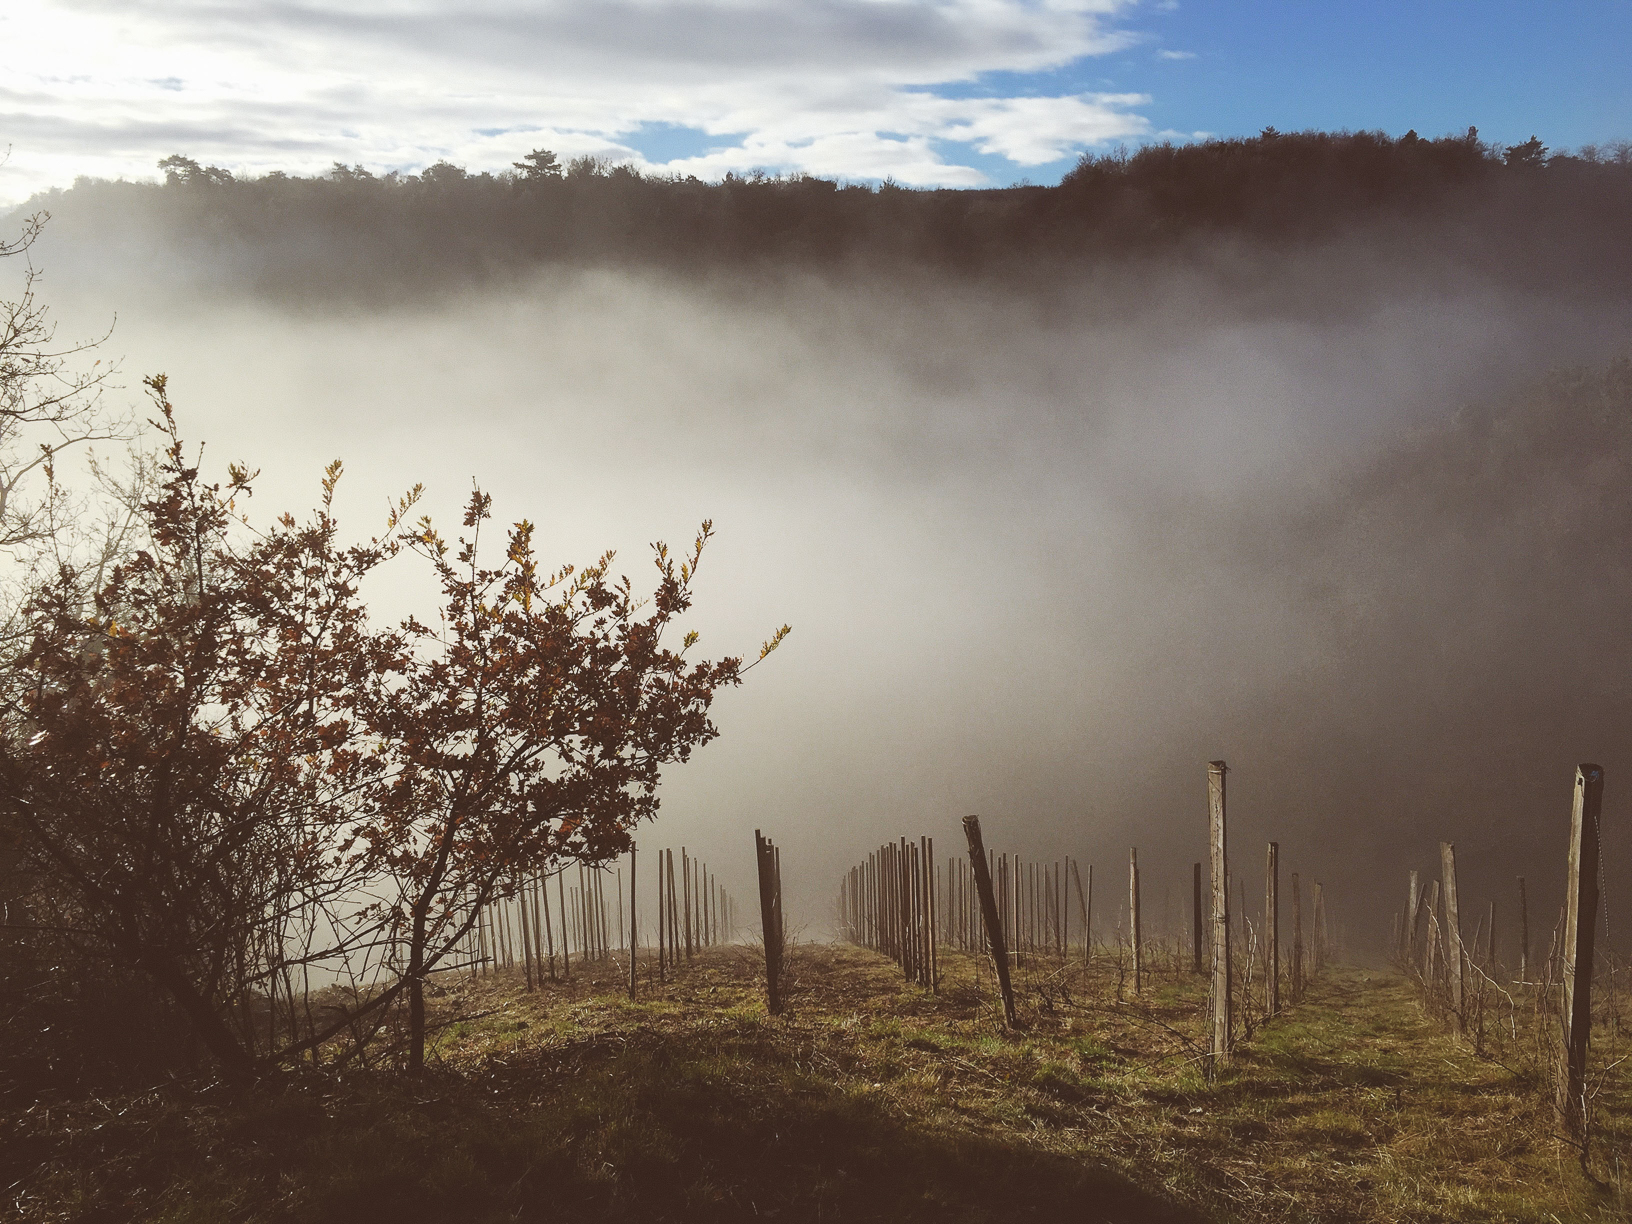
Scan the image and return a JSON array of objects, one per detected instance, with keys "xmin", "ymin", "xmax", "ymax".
[{"xmin": 13, "ymin": 128, "xmax": 1632, "ymax": 299}]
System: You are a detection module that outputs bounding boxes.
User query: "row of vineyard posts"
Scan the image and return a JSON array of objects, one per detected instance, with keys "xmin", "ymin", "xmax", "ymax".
[
  {"xmin": 835, "ymin": 760, "xmax": 1331, "ymax": 1073},
  {"xmin": 458, "ymin": 846, "xmax": 745, "ymax": 998},
  {"xmin": 1392, "ymin": 763, "xmax": 1610, "ymax": 1151}
]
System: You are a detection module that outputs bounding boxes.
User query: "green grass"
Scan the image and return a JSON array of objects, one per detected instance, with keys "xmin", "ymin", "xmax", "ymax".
[{"xmin": 4, "ymin": 946, "xmax": 1628, "ymax": 1222}]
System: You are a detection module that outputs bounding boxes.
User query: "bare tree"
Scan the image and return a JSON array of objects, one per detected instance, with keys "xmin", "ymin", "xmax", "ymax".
[{"xmin": 0, "ymin": 209, "xmax": 133, "ymax": 636}]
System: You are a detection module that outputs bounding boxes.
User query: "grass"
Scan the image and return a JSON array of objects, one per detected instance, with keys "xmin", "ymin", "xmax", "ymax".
[{"xmin": 4, "ymin": 944, "xmax": 1628, "ymax": 1222}]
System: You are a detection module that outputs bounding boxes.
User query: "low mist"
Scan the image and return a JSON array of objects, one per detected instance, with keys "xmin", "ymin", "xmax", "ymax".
[{"xmin": 14, "ymin": 203, "xmax": 1632, "ymax": 957}]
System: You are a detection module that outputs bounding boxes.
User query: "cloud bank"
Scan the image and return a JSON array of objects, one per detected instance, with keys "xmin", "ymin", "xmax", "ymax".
[{"xmin": 0, "ymin": 0, "xmax": 1154, "ymax": 203}]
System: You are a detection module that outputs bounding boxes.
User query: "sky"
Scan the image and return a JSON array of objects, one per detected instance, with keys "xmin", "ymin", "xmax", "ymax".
[{"xmin": 2, "ymin": 1, "xmax": 1630, "ymax": 204}]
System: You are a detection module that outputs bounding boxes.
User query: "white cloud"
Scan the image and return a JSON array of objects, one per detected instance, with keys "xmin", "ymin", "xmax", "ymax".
[
  {"xmin": 0, "ymin": 0, "xmax": 1153, "ymax": 203},
  {"xmin": 1156, "ymin": 49, "xmax": 1195, "ymax": 60}
]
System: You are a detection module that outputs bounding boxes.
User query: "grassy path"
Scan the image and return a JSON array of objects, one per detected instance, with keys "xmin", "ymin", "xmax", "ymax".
[{"xmin": 5, "ymin": 947, "xmax": 1626, "ymax": 1221}]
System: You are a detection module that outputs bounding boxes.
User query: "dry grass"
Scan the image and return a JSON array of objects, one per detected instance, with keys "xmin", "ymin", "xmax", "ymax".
[{"xmin": 4, "ymin": 943, "xmax": 1627, "ymax": 1222}]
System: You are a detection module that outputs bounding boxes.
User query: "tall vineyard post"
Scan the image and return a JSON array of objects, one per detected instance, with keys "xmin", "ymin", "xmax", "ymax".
[
  {"xmin": 1192, "ymin": 862, "xmax": 1204, "ymax": 976},
  {"xmin": 1130, "ymin": 847, "xmax": 1143, "ymax": 995},
  {"xmin": 1440, "ymin": 843, "xmax": 1465, "ymax": 1034},
  {"xmin": 1291, "ymin": 873, "xmax": 1304, "ymax": 1003},
  {"xmin": 1517, "ymin": 875, "xmax": 1530, "ymax": 983},
  {"xmin": 754, "ymin": 830, "xmax": 785, "ymax": 1015},
  {"xmin": 962, "ymin": 816, "xmax": 1016, "ymax": 1027},
  {"xmin": 1266, "ymin": 842, "xmax": 1280, "ymax": 1019},
  {"xmin": 1208, "ymin": 760, "xmax": 1232, "ymax": 1074},
  {"xmin": 1558, "ymin": 764, "xmax": 1604, "ymax": 1144}
]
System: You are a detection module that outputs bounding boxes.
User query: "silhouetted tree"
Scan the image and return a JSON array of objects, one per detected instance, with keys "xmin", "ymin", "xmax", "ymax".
[
  {"xmin": 1504, "ymin": 136, "xmax": 1549, "ymax": 169},
  {"xmin": 157, "ymin": 154, "xmax": 234, "ymax": 187},
  {"xmin": 513, "ymin": 148, "xmax": 563, "ymax": 179}
]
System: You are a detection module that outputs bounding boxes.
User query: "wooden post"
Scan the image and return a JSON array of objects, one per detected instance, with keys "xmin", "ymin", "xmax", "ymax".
[
  {"xmin": 927, "ymin": 836, "xmax": 939, "ymax": 993},
  {"xmin": 755, "ymin": 830, "xmax": 784, "ymax": 1015},
  {"xmin": 1061, "ymin": 857, "xmax": 1070, "ymax": 955},
  {"xmin": 1404, "ymin": 870, "xmax": 1419, "ymax": 963},
  {"xmin": 1265, "ymin": 842, "xmax": 1280, "ymax": 1018},
  {"xmin": 1291, "ymin": 872, "xmax": 1304, "ymax": 1001},
  {"xmin": 682, "ymin": 848, "xmax": 693, "ymax": 960},
  {"xmin": 541, "ymin": 874, "xmax": 557, "ymax": 980},
  {"xmin": 667, "ymin": 849, "xmax": 679, "ymax": 973},
  {"xmin": 1558, "ymin": 763, "xmax": 1605, "ymax": 1141},
  {"xmin": 628, "ymin": 847, "xmax": 638, "ymax": 998},
  {"xmin": 1083, "ymin": 862, "xmax": 1093, "ymax": 964},
  {"xmin": 1440, "ymin": 842, "xmax": 1464, "ymax": 1033},
  {"xmin": 1192, "ymin": 862, "xmax": 1204, "ymax": 975},
  {"xmin": 1313, "ymin": 882, "xmax": 1326, "ymax": 973},
  {"xmin": 517, "ymin": 875, "xmax": 535, "ymax": 990},
  {"xmin": 531, "ymin": 875, "xmax": 547, "ymax": 984},
  {"xmin": 598, "ymin": 869, "xmax": 610, "ymax": 960},
  {"xmin": 558, "ymin": 870, "xmax": 571, "ymax": 979},
  {"xmin": 1208, "ymin": 761, "xmax": 1231, "ymax": 1070},
  {"xmin": 498, "ymin": 896, "xmax": 512, "ymax": 969},
  {"xmin": 1517, "ymin": 876, "xmax": 1530, "ymax": 983},
  {"xmin": 1129, "ymin": 847, "xmax": 1142, "ymax": 993},
  {"xmin": 1071, "ymin": 859, "xmax": 1091, "ymax": 964},
  {"xmin": 1409, "ymin": 876, "xmax": 1428, "ymax": 977},
  {"xmin": 1422, "ymin": 879, "xmax": 1441, "ymax": 1001},
  {"xmin": 773, "ymin": 844, "xmax": 785, "ymax": 970},
  {"xmin": 962, "ymin": 816, "xmax": 1016, "ymax": 1027},
  {"xmin": 531, "ymin": 875, "xmax": 547, "ymax": 982}
]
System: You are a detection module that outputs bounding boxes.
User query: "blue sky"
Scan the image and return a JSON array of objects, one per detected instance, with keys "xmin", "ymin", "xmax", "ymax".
[
  {"xmin": 1125, "ymin": 2, "xmax": 1632, "ymax": 150},
  {"xmin": 617, "ymin": 2, "xmax": 1632, "ymax": 185},
  {"xmin": 1, "ymin": 1, "xmax": 1628, "ymax": 205}
]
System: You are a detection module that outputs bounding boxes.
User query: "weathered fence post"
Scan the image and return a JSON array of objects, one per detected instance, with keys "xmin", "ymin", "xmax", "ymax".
[
  {"xmin": 754, "ymin": 829, "xmax": 785, "ymax": 1014},
  {"xmin": 1422, "ymin": 880, "xmax": 1441, "ymax": 1006},
  {"xmin": 656, "ymin": 850, "xmax": 666, "ymax": 979},
  {"xmin": 1291, "ymin": 872, "xmax": 1304, "ymax": 1002},
  {"xmin": 928, "ymin": 836, "xmax": 939, "ymax": 993},
  {"xmin": 668, "ymin": 850, "xmax": 681, "ymax": 972},
  {"xmin": 1440, "ymin": 842, "xmax": 1465, "ymax": 1033},
  {"xmin": 1266, "ymin": 841, "xmax": 1280, "ymax": 1018},
  {"xmin": 1404, "ymin": 870, "xmax": 1419, "ymax": 964},
  {"xmin": 558, "ymin": 870, "xmax": 571, "ymax": 980},
  {"xmin": 1558, "ymin": 763, "xmax": 1605, "ymax": 1142},
  {"xmin": 1409, "ymin": 876, "xmax": 1428, "ymax": 978},
  {"xmin": 962, "ymin": 815, "xmax": 1016, "ymax": 1027},
  {"xmin": 683, "ymin": 847, "xmax": 694, "ymax": 961},
  {"xmin": 1313, "ymin": 882, "xmax": 1327, "ymax": 973},
  {"xmin": 628, "ymin": 846, "xmax": 638, "ymax": 998},
  {"xmin": 1083, "ymin": 862, "xmax": 1093, "ymax": 964},
  {"xmin": 1208, "ymin": 760, "xmax": 1231, "ymax": 1072},
  {"xmin": 1517, "ymin": 876, "xmax": 1530, "ymax": 983},
  {"xmin": 1069, "ymin": 859, "xmax": 1091, "ymax": 964},
  {"xmin": 1129, "ymin": 847, "xmax": 1142, "ymax": 994},
  {"xmin": 1192, "ymin": 862, "xmax": 1204, "ymax": 975}
]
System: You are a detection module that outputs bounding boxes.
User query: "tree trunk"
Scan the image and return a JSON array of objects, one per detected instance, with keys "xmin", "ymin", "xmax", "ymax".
[{"xmin": 144, "ymin": 955, "xmax": 257, "ymax": 1081}]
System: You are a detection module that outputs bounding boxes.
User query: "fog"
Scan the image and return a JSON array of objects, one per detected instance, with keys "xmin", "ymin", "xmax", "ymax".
[{"xmin": 18, "ymin": 231, "xmax": 1632, "ymax": 957}]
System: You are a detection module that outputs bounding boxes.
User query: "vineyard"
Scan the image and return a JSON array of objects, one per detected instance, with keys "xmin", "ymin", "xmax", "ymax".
[{"xmin": 10, "ymin": 763, "xmax": 1631, "ymax": 1221}]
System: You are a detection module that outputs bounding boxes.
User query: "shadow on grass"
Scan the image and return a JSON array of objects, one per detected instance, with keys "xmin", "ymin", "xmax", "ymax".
[{"xmin": 18, "ymin": 1019, "xmax": 1210, "ymax": 1224}]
